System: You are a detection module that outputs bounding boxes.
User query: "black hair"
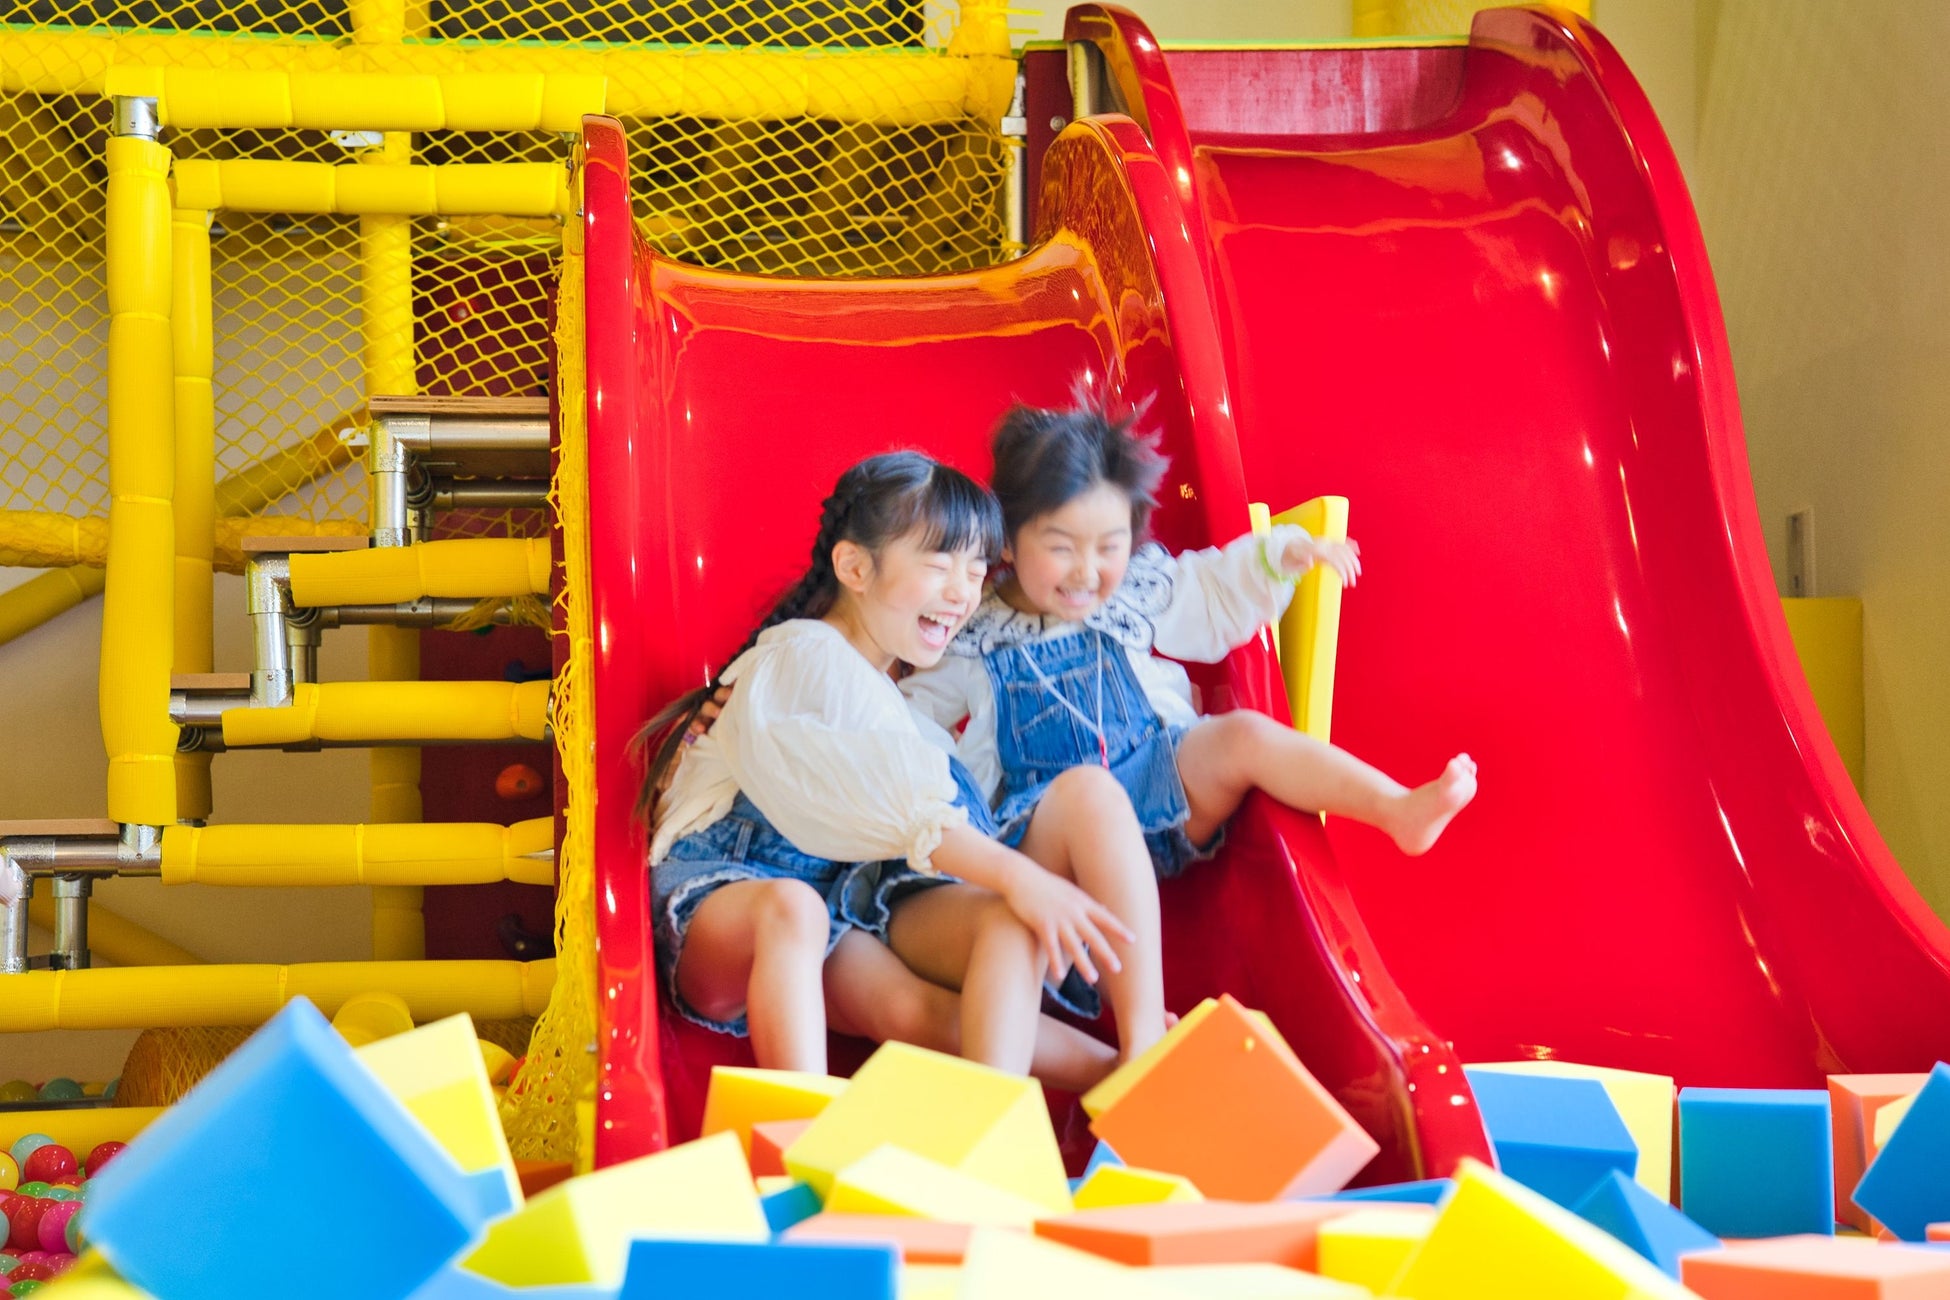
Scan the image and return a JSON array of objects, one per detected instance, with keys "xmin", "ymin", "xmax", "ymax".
[
  {"xmin": 635, "ymin": 450, "xmax": 1002, "ymax": 825},
  {"xmin": 989, "ymin": 396, "xmax": 1169, "ymax": 543}
]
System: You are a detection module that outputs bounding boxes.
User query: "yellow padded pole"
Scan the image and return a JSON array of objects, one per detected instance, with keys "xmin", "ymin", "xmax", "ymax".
[
  {"xmin": 171, "ymin": 205, "xmax": 215, "ymax": 822},
  {"xmin": 0, "ymin": 958, "xmax": 556, "ymax": 1031},
  {"xmin": 1253, "ymin": 496, "xmax": 1350, "ymax": 744},
  {"xmin": 289, "ymin": 538, "xmax": 552, "ymax": 608},
  {"xmin": 26, "ymin": 896, "xmax": 201, "ymax": 966},
  {"xmin": 0, "ymin": 566, "xmax": 106, "ymax": 648},
  {"xmin": 101, "ymin": 127, "xmax": 178, "ymax": 827},
  {"xmin": 171, "ymin": 159, "xmax": 573, "ymax": 218},
  {"xmin": 161, "ymin": 818, "xmax": 554, "ymax": 888},
  {"xmin": 220, "ymin": 679, "xmax": 550, "ymax": 747}
]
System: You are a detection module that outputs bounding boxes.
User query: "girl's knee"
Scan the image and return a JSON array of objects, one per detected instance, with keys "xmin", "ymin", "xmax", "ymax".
[
  {"xmin": 1046, "ymin": 763, "xmax": 1132, "ymax": 814},
  {"xmin": 752, "ymin": 879, "xmax": 830, "ymax": 949}
]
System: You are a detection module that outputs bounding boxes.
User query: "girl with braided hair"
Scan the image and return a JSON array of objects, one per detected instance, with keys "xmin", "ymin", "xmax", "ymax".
[{"xmin": 639, "ymin": 451, "xmax": 1157, "ymax": 1084}]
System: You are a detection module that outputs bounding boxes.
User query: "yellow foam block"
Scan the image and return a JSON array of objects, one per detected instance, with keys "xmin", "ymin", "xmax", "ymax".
[
  {"xmin": 902, "ymin": 1263, "xmax": 963, "ymax": 1299},
  {"xmin": 356, "ymin": 1013, "xmax": 518, "ymax": 1208},
  {"xmin": 754, "ymin": 1174, "xmax": 798, "ymax": 1197},
  {"xmin": 1315, "ymin": 1205, "xmax": 1435, "ymax": 1293},
  {"xmin": 1874, "ymin": 1091, "xmax": 1917, "ymax": 1148},
  {"xmin": 463, "ymin": 1131, "xmax": 765, "ymax": 1287},
  {"xmin": 478, "ymin": 1038, "xmax": 516, "ymax": 1086},
  {"xmin": 702, "ymin": 1065, "xmax": 848, "ymax": 1161},
  {"xmin": 784, "ymin": 1042, "xmax": 1071, "ymax": 1212},
  {"xmin": 1466, "ymin": 1060, "xmax": 1676, "ymax": 1201},
  {"xmin": 1152, "ymin": 1263, "xmax": 1374, "ymax": 1298},
  {"xmin": 1389, "ymin": 1159, "xmax": 1692, "ymax": 1300},
  {"xmin": 828, "ymin": 1145, "xmax": 1049, "ymax": 1227},
  {"xmin": 958, "ymin": 1225, "xmax": 1196, "ymax": 1299},
  {"xmin": 1075, "ymin": 1164, "xmax": 1204, "ymax": 1209}
]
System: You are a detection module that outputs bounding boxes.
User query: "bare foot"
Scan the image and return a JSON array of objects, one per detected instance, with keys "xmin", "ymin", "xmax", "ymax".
[{"xmin": 1389, "ymin": 754, "xmax": 1478, "ymax": 856}]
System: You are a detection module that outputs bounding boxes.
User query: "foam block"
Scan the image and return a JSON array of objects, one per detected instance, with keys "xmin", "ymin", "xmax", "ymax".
[
  {"xmin": 759, "ymin": 1180, "xmax": 823, "ymax": 1233},
  {"xmin": 1680, "ymin": 1234, "xmax": 1950, "ymax": 1299},
  {"xmin": 1469, "ymin": 1061, "xmax": 1676, "ymax": 1202},
  {"xmin": 1875, "ymin": 1094, "xmax": 1917, "ymax": 1150},
  {"xmin": 784, "ymin": 1213, "xmax": 978, "ymax": 1263},
  {"xmin": 84, "ymin": 999, "xmax": 484, "ymax": 1300},
  {"xmin": 1930, "ymin": 1224, "xmax": 1950, "ymax": 1243},
  {"xmin": 616, "ymin": 1237, "xmax": 896, "ymax": 1300},
  {"xmin": 1084, "ymin": 1140, "xmax": 1124, "ymax": 1178},
  {"xmin": 1149, "ymin": 1264, "xmax": 1374, "ymax": 1297},
  {"xmin": 1083, "ymin": 996, "xmax": 1379, "ymax": 1201},
  {"xmin": 783, "ymin": 1042, "xmax": 1070, "ymax": 1212},
  {"xmin": 1316, "ymin": 1205, "xmax": 1436, "ymax": 1293},
  {"xmin": 701, "ymin": 1067, "xmax": 847, "ymax": 1161},
  {"xmin": 463, "ymin": 1131, "xmax": 766, "ymax": 1287},
  {"xmin": 1827, "ymin": 1075, "xmax": 1927, "ymax": 1233},
  {"xmin": 405, "ymin": 1266, "xmax": 614, "ymax": 1300},
  {"xmin": 1854, "ymin": 1063, "xmax": 1950, "ymax": 1242},
  {"xmin": 1463, "ymin": 1069, "xmax": 1637, "ymax": 1210},
  {"xmin": 901, "ymin": 1263, "xmax": 963, "ymax": 1299},
  {"xmin": 1034, "ymin": 1200, "xmax": 1359, "ymax": 1270},
  {"xmin": 1678, "ymin": 1087, "xmax": 1834, "ymax": 1239},
  {"xmin": 1388, "ymin": 1158, "xmax": 1695, "ymax": 1300},
  {"xmin": 1571, "ymin": 1170, "xmax": 1719, "ymax": 1279},
  {"xmin": 1317, "ymin": 1180, "xmax": 1454, "ymax": 1207},
  {"xmin": 958, "ymin": 1225, "xmax": 1194, "ymax": 1299},
  {"xmin": 1074, "ymin": 1165, "xmax": 1204, "ymax": 1209},
  {"xmin": 357, "ymin": 1012, "xmax": 521, "ymax": 1220},
  {"xmin": 751, "ymin": 1118, "xmax": 813, "ymax": 1179},
  {"xmin": 826, "ymin": 1145, "xmax": 1048, "ymax": 1227}
]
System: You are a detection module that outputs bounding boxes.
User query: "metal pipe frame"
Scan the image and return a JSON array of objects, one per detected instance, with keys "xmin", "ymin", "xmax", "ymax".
[
  {"xmin": 0, "ymin": 831, "xmax": 164, "ymax": 973},
  {"xmin": 245, "ymin": 553, "xmax": 294, "ymax": 707},
  {"xmin": 431, "ymin": 480, "xmax": 549, "ymax": 510}
]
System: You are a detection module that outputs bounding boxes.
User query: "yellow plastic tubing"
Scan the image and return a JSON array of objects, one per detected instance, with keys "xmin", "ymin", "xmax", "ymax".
[
  {"xmin": 0, "ymin": 567, "xmax": 106, "ymax": 647},
  {"xmin": 221, "ymin": 679, "xmax": 551, "ymax": 748},
  {"xmin": 1252, "ymin": 496, "xmax": 1350, "ymax": 744},
  {"xmin": 289, "ymin": 538, "xmax": 552, "ymax": 607},
  {"xmin": 0, "ymin": 958, "xmax": 557, "ymax": 1032},
  {"xmin": 101, "ymin": 130, "xmax": 178, "ymax": 827},
  {"xmin": 113, "ymin": 66, "xmax": 607, "ymax": 133},
  {"xmin": 173, "ymin": 205, "xmax": 215, "ymax": 822},
  {"xmin": 161, "ymin": 818, "xmax": 553, "ymax": 887},
  {"xmin": 172, "ymin": 160, "xmax": 573, "ymax": 218}
]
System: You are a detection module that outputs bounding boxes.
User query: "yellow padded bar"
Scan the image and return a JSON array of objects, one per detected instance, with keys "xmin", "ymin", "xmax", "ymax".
[
  {"xmin": 1252, "ymin": 496, "xmax": 1350, "ymax": 744},
  {"xmin": 172, "ymin": 159, "xmax": 573, "ymax": 218},
  {"xmin": 3, "ymin": 34, "xmax": 1014, "ymax": 125},
  {"xmin": 288, "ymin": 538, "xmax": 552, "ymax": 607},
  {"xmin": 0, "ymin": 959, "xmax": 556, "ymax": 1032},
  {"xmin": 97, "ymin": 65, "xmax": 605, "ymax": 132},
  {"xmin": 161, "ymin": 818, "xmax": 554, "ymax": 888},
  {"xmin": 220, "ymin": 679, "xmax": 552, "ymax": 748}
]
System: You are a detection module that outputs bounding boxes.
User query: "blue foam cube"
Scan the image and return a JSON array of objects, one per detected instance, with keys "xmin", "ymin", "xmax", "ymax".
[
  {"xmin": 86, "ymin": 999, "xmax": 486, "ymax": 1300},
  {"xmin": 1316, "ymin": 1178, "xmax": 1456, "ymax": 1206},
  {"xmin": 1678, "ymin": 1086, "xmax": 1833, "ymax": 1238},
  {"xmin": 1083, "ymin": 1140, "xmax": 1122, "ymax": 1179},
  {"xmin": 1854, "ymin": 1062, "xmax": 1950, "ymax": 1241},
  {"xmin": 619, "ymin": 1238, "xmax": 896, "ymax": 1300},
  {"xmin": 1464, "ymin": 1068, "xmax": 1638, "ymax": 1208},
  {"xmin": 1572, "ymin": 1170, "xmax": 1720, "ymax": 1277},
  {"xmin": 760, "ymin": 1181, "xmax": 823, "ymax": 1234}
]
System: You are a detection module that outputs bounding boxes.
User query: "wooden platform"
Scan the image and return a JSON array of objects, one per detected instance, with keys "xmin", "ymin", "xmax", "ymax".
[
  {"xmin": 0, "ymin": 819, "xmax": 120, "ymax": 838},
  {"xmin": 171, "ymin": 672, "xmax": 251, "ymax": 693},
  {"xmin": 368, "ymin": 395, "xmax": 550, "ymax": 420}
]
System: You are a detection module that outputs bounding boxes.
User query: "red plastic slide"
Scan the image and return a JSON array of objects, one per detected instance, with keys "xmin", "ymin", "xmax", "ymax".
[{"xmin": 1054, "ymin": 4, "xmax": 1950, "ymax": 1089}]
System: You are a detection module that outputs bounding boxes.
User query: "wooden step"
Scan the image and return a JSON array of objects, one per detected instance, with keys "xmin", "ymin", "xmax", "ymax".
[
  {"xmin": 171, "ymin": 672, "xmax": 251, "ymax": 694},
  {"xmin": 368, "ymin": 395, "xmax": 549, "ymax": 421},
  {"xmin": 0, "ymin": 819, "xmax": 120, "ymax": 838}
]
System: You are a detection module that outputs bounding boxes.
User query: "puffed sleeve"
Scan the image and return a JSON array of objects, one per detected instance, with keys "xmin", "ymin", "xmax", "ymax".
[
  {"xmin": 716, "ymin": 627, "xmax": 967, "ymax": 872},
  {"xmin": 1150, "ymin": 525, "xmax": 1310, "ymax": 663}
]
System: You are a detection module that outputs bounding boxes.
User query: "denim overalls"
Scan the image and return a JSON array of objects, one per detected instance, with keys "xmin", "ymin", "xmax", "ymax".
[{"xmin": 985, "ymin": 626, "xmax": 1218, "ymax": 879}]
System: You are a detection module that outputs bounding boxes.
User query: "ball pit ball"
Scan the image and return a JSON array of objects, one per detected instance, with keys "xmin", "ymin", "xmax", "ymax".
[
  {"xmin": 4, "ymin": 1201, "xmax": 45, "ymax": 1255},
  {"xmin": 61, "ymin": 1211, "xmax": 80, "ymax": 1256},
  {"xmin": 0, "ymin": 1084, "xmax": 34, "ymax": 1106},
  {"xmin": 10, "ymin": 1283, "xmax": 42, "ymax": 1296},
  {"xmin": 496, "ymin": 762, "xmax": 544, "ymax": 800},
  {"xmin": 0, "ymin": 1156, "xmax": 15, "ymax": 1194},
  {"xmin": 32, "ymin": 1081, "xmax": 79, "ymax": 1104},
  {"xmin": 82, "ymin": 1143, "xmax": 124, "ymax": 1181},
  {"xmin": 8, "ymin": 1190, "xmax": 44, "ymax": 1203},
  {"xmin": 33, "ymin": 1205, "xmax": 74, "ymax": 1257},
  {"xmin": 2, "ymin": 1141, "xmax": 46, "ymax": 1173},
  {"xmin": 17, "ymin": 1151, "xmax": 70, "ymax": 1189},
  {"xmin": 37, "ymin": 1192, "xmax": 73, "ymax": 1207},
  {"xmin": 0, "ymin": 1257, "xmax": 13, "ymax": 1275},
  {"xmin": 101, "ymin": 1080, "xmax": 118, "ymax": 1102}
]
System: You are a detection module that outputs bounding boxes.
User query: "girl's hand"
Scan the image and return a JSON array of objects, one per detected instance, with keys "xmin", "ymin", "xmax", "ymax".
[
  {"xmin": 1000, "ymin": 865, "xmax": 1136, "ymax": 985},
  {"xmin": 1282, "ymin": 535, "xmax": 1362, "ymax": 588},
  {"xmin": 685, "ymin": 684, "xmax": 733, "ymax": 743}
]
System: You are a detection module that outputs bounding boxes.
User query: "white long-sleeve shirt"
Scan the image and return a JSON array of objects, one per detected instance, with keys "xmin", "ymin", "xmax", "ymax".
[
  {"xmin": 901, "ymin": 527, "xmax": 1309, "ymax": 802},
  {"xmin": 650, "ymin": 619, "xmax": 967, "ymax": 872}
]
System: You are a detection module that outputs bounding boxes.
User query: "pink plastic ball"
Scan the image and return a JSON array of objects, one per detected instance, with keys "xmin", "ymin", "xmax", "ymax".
[{"xmin": 33, "ymin": 1205, "xmax": 75, "ymax": 1256}]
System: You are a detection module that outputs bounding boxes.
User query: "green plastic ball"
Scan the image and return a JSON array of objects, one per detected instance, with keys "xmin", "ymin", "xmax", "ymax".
[
  {"xmin": 42, "ymin": 1187, "xmax": 79, "ymax": 1203},
  {"xmin": 10, "ymin": 1281, "xmax": 43, "ymax": 1296},
  {"xmin": 14, "ymin": 1182, "xmax": 49, "ymax": 1198},
  {"xmin": 0, "ymin": 1257, "xmax": 16, "ymax": 1275},
  {"xmin": 34, "ymin": 1080, "xmax": 81, "ymax": 1102},
  {"xmin": 101, "ymin": 1079, "xmax": 119, "ymax": 1101}
]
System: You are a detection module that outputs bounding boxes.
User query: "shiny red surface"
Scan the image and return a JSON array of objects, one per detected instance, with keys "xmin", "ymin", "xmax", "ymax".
[
  {"xmin": 581, "ymin": 107, "xmax": 1491, "ymax": 1176},
  {"xmin": 1068, "ymin": 1, "xmax": 1950, "ymax": 1107}
]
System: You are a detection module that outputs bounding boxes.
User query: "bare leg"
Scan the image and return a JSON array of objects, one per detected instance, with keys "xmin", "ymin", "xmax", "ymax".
[
  {"xmin": 673, "ymin": 878, "xmax": 832, "ymax": 1073},
  {"xmin": 824, "ymin": 930, "xmax": 1117, "ymax": 1092},
  {"xmin": 883, "ymin": 883, "xmax": 1043, "ymax": 1075},
  {"xmin": 1177, "ymin": 711, "xmax": 1477, "ymax": 855},
  {"xmin": 1015, "ymin": 766, "xmax": 1169, "ymax": 1062}
]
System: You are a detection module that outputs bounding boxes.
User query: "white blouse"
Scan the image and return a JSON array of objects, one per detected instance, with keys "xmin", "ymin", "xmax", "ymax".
[
  {"xmin": 649, "ymin": 619, "xmax": 967, "ymax": 872},
  {"xmin": 901, "ymin": 527, "xmax": 1308, "ymax": 802}
]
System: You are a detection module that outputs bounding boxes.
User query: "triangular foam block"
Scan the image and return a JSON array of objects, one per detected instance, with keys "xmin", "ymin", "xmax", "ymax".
[
  {"xmin": 1464, "ymin": 1070, "xmax": 1638, "ymax": 1210},
  {"xmin": 1854, "ymin": 1063, "xmax": 1950, "ymax": 1242},
  {"xmin": 1571, "ymin": 1171, "xmax": 1719, "ymax": 1279},
  {"xmin": 357, "ymin": 1013, "xmax": 521, "ymax": 1220},
  {"xmin": 85, "ymin": 999, "xmax": 482, "ymax": 1300}
]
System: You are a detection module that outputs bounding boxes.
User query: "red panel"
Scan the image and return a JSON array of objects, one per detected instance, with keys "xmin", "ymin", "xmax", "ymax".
[{"xmin": 581, "ymin": 107, "xmax": 1486, "ymax": 1177}]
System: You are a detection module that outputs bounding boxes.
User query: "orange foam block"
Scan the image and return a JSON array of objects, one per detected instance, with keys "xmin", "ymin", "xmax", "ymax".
[
  {"xmin": 1829, "ymin": 1074, "xmax": 1928, "ymax": 1234},
  {"xmin": 751, "ymin": 1118, "xmax": 813, "ymax": 1179},
  {"xmin": 784, "ymin": 1213, "xmax": 979, "ymax": 1264},
  {"xmin": 1033, "ymin": 1199, "xmax": 1359, "ymax": 1270},
  {"xmin": 1681, "ymin": 1234, "xmax": 1950, "ymax": 1299},
  {"xmin": 1081, "ymin": 995, "xmax": 1379, "ymax": 1201}
]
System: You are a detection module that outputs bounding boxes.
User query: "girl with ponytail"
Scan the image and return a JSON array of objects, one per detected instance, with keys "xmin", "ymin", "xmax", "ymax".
[{"xmin": 639, "ymin": 451, "xmax": 1151, "ymax": 1083}]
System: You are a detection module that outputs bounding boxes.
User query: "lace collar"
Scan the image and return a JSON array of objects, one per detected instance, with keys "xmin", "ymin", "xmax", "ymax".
[{"xmin": 949, "ymin": 542, "xmax": 1175, "ymax": 657}]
